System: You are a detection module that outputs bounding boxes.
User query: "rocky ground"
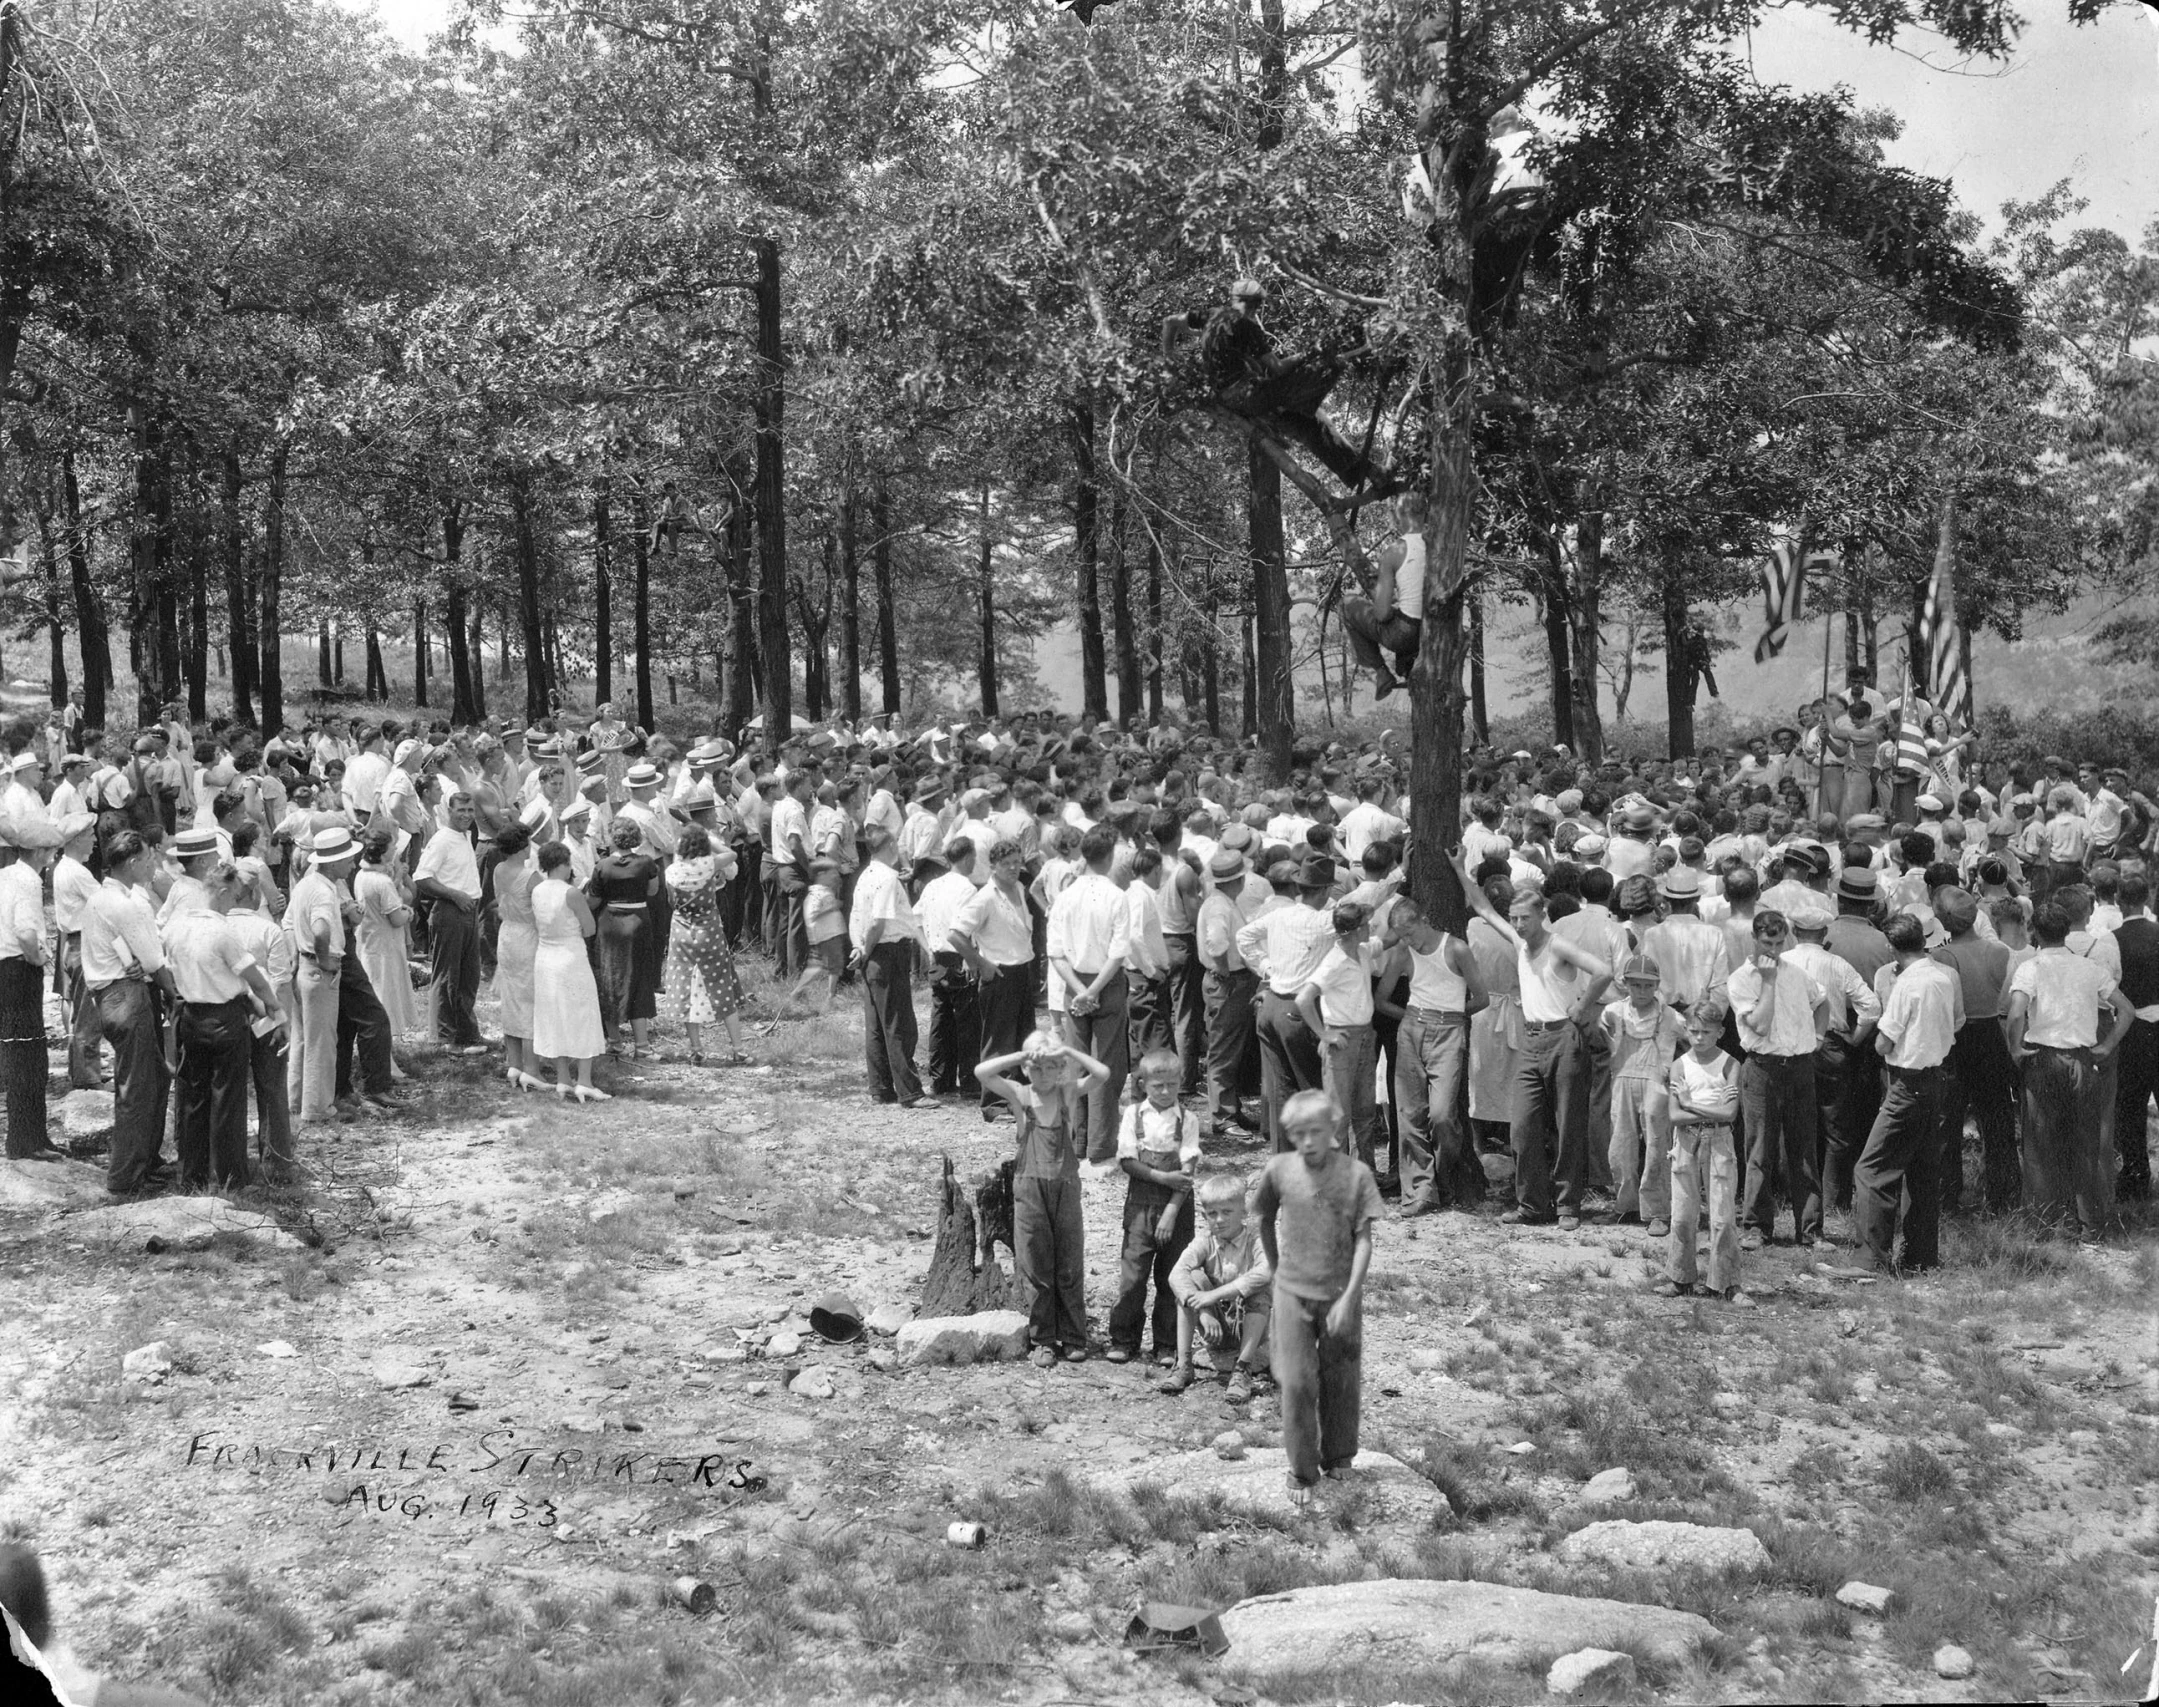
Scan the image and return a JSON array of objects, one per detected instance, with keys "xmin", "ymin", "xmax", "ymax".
[{"xmin": 2, "ymin": 973, "xmax": 2156, "ymax": 1706}]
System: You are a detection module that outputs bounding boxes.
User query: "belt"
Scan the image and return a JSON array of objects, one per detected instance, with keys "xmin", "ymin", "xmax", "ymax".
[
  {"xmin": 90, "ymin": 973, "xmax": 148, "ymax": 994},
  {"xmin": 1407, "ymin": 1004, "xmax": 1466, "ymax": 1020},
  {"xmin": 1886, "ymin": 1062, "xmax": 1944, "ymax": 1076},
  {"xmin": 2026, "ymin": 1042, "xmax": 2093, "ymax": 1054},
  {"xmin": 607, "ymin": 901, "xmax": 648, "ymax": 912},
  {"xmin": 1521, "ymin": 1017, "xmax": 1572, "ymax": 1032}
]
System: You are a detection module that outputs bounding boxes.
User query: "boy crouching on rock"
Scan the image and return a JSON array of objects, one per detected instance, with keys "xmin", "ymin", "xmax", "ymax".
[
  {"xmin": 1160, "ymin": 1172, "xmax": 1273, "ymax": 1404},
  {"xmin": 1257, "ymin": 1088, "xmax": 1383, "ymax": 1506}
]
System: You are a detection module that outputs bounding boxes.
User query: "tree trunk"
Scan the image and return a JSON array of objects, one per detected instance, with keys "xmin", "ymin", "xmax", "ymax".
[
  {"xmin": 1569, "ymin": 510, "xmax": 1605, "ymax": 763},
  {"xmin": 184, "ymin": 459, "xmax": 209, "ymax": 721},
  {"xmin": 128, "ymin": 403, "xmax": 165, "ymax": 722},
  {"xmin": 1661, "ymin": 561, "xmax": 1696, "ymax": 760},
  {"xmin": 511, "ymin": 476, "xmax": 550, "ymax": 722},
  {"xmin": 1249, "ymin": 442, "xmax": 1294, "ymax": 781},
  {"xmin": 1146, "ymin": 535, "xmax": 1164, "ymax": 722},
  {"xmin": 1241, "ymin": 610, "xmax": 1257, "ymax": 739},
  {"xmin": 718, "ymin": 481, "xmax": 756, "ymax": 740},
  {"xmin": 258, "ymin": 441, "xmax": 287, "ymax": 734},
  {"xmin": 221, "ymin": 448, "xmax": 253, "ymax": 725},
  {"xmin": 34, "ymin": 506, "xmax": 66, "ymax": 707},
  {"xmin": 873, "ymin": 479, "xmax": 900, "ymax": 716},
  {"xmin": 62, "ymin": 452, "xmax": 109, "ymax": 729},
  {"xmin": 593, "ymin": 474, "xmax": 612, "ymax": 708},
  {"xmin": 840, "ymin": 490, "xmax": 861, "ymax": 722},
  {"xmin": 366, "ymin": 627, "xmax": 389, "ymax": 702},
  {"xmin": 1468, "ymin": 588, "xmax": 1489, "ymax": 746},
  {"xmin": 628, "ymin": 482, "xmax": 655, "ymax": 731},
  {"xmin": 1540, "ymin": 566, "xmax": 1575, "ymax": 751},
  {"xmin": 1071, "ymin": 400, "xmax": 1107, "ymax": 722},
  {"xmin": 753, "ymin": 236, "xmax": 789, "ymax": 753},
  {"xmin": 1406, "ymin": 346, "xmax": 1474, "ymax": 938},
  {"xmin": 1109, "ymin": 487, "xmax": 1141, "ymax": 726},
  {"xmin": 1201, "ymin": 562, "xmax": 1221, "ymax": 734},
  {"xmin": 413, "ymin": 598, "xmax": 430, "ymax": 706},
  {"xmin": 977, "ymin": 481, "xmax": 998, "ymax": 718},
  {"xmin": 316, "ymin": 619, "xmax": 331, "ymax": 688},
  {"xmin": 470, "ymin": 596, "xmax": 487, "ymax": 721}
]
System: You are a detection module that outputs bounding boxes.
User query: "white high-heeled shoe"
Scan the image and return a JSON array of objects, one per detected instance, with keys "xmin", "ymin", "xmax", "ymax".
[{"xmin": 574, "ymin": 1083, "xmax": 612, "ymax": 1104}]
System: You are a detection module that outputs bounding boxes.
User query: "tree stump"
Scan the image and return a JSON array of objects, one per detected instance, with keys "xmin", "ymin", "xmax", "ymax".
[{"xmin": 919, "ymin": 1153, "xmax": 1021, "ymax": 1317}]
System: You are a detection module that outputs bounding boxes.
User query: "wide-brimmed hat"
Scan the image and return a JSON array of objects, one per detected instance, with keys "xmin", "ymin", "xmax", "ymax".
[
  {"xmin": 912, "ymin": 777, "xmax": 946, "ymax": 804},
  {"xmin": 1208, "ymin": 848, "xmax": 1246, "ymax": 880},
  {"xmin": 1621, "ymin": 804, "xmax": 1656, "ymax": 833},
  {"xmin": 518, "ymin": 796, "xmax": 552, "ymax": 830},
  {"xmin": 172, "ymin": 826, "xmax": 221, "ymax": 860},
  {"xmin": 1297, "ymin": 853, "xmax": 1336, "ymax": 890},
  {"xmin": 1658, "ymin": 867, "xmax": 1702, "ymax": 901},
  {"xmin": 312, "ymin": 826, "xmax": 360, "ymax": 863},
  {"xmin": 1836, "ymin": 866, "xmax": 1879, "ymax": 903}
]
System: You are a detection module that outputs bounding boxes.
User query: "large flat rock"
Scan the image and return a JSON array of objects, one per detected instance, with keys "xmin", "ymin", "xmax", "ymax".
[
  {"xmin": 56, "ymin": 1089, "xmax": 116, "ymax": 1140},
  {"xmin": 61, "ymin": 1195, "xmax": 310, "ymax": 1252},
  {"xmin": 1106, "ymin": 1448, "xmax": 1446, "ymax": 1525},
  {"xmin": 1217, "ymin": 1578, "xmax": 1717, "ymax": 1683},
  {"xmin": 895, "ymin": 1311, "xmax": 1030, "ymax": 1367}
]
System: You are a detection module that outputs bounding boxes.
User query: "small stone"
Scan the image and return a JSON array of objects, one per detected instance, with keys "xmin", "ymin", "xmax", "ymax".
[
  {"xmin": 709, "ymin": 1345, "xmax": 747, "ymax": 1363},
  {"xmin": 121, "ymin": 1342, "xmax": 171, "ymax": 1380},
  {"xmin": 866, "ymin": 1302, "xmax": 913, "ymax": 1337},
  {"xmin": 1836, "ymin": 1581, "xmax": 1893, "ymax": 1614},
  {"xmin": 256, "ymin": 1340, "xmax": 298, "ymax": 1359},
  {"xmin": 1835, "ymin": 1309, "xmax": 1861, "ymax": 1337},
  {"xmin": 1050, "ymin": 1611, "xmax": 1093, "ymax": 1642},
  {"xmin": 1213, "ymin": 1431, "xmax": 1246, "ymax": 1461},
  {"xmin": 1984, "ymin": 1421, "xmax": 2023, "ymax": 1439},
  {"xmin": 1934, "ymin": 1644, "xmax": 1974, "ymax": 1680},
  {"xmin": 560, "ymin": 1413, "xmax": 603, "ymax": 1433},
  {"xmin": 1712, "ymin": 1390, "xmax": 1745, "ymax": 1416},
  {"xmin": 867, "ymin": 1348, "xmax": 895, "ymax": 1371},
  {"xmin": 1502, "ymin": 1441, "xmax": 1536, "ymax": 1456},
  {"xmin": 1407, "ymin": 1348, "xmax": 1445, "ymax": 1372},
  {"xmin": 766, "ymin": 1332, "xmax": 802, "ymax": 1360},
  {"xmin": 372, "ymin": 1357, "xmax": 432, "ymax": 1391},
  {"xmin": 1547, "ymin": 1648, "xmax": 1637, "ymax": 1697},
  {"xmin": 1852, "ymin": 1374, "xmax": 1879, "ymax": 1402},
  {"xmin": 1557, "ymin": 1520, "xmax": 1771, "ymax": 1575},
  {"xmin": 1581, "ymin": 1468, "xmax": 1637, "ymax": 1504},
  {"xmin": 746, "ymin": 1380, "xmax": 772, "ymax": 1396},
  {"xmin": 58, "ymin": 1090, "xmax": 117, "ymax": 1140},
  {"xmin": 789, "ymin": 1367, "xmax": 837, "ymax": 1400}
]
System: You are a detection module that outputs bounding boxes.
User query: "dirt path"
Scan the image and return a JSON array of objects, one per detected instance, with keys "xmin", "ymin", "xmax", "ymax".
[{"xmin": 3, "ymin": 989, "xmax": 2155, "ymax": 1705}]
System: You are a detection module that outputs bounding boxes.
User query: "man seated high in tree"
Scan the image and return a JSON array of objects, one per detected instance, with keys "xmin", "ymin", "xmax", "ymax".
[
  {"xmin": 1165, "ymin": 277, "xmax": 1388, "ymax": 492},
  {"xmin": 1342, "ymin": 492, "xmax": 1429, "ymax": 700}
]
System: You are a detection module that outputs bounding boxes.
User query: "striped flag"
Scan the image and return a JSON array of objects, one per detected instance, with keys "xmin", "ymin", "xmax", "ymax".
[
  {"xmin": 1895, "ymin": 701, "xmax": 1930, "ymax": 776},
  {"xmin": 1920, "ymin": 551, "xmax": 1971, "ymax": 726},
  {"xmin": 1753, "ymin": 536, "xmax": 1838, "ymax": 664}
]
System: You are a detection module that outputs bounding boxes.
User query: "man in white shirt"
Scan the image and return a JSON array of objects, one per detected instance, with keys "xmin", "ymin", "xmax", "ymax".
[
  {"xmin": 767, "ymin": 772, "xmax": 814, "ymax": 978},
  {"xmin": 416, "ymin": 793, "xmax": 486, "ymax": 1053},
  {"xmin": 83, "ymin": 829, "xmax": 178, "ymax": 1192},
  {"xmin": 849, "ymin": 826, "xmax": 929, "ymax": 1107},
  {"xmin": 1125, "ymin": 846, "xmax": 1174, "ymax": 1065},
  {"xmin": 157, "ymin": 826, "xmax": 224, "ymax": 927},
  {"xmin": 1726, "ymin": 908, "xmax": 1831, "ymax": 1249},
  {"xmin": 2007, "ymin": 899, "xmax": 2134, "ymax": 1238},
  {"xmin": 47, "ymin": 752, "xmax": 93, "ymax": 824},
  {"xmin": 1342, "ymin": 492, "xmax": 1428, "ymax": 699},
  {"xmin": 0, "ymin": 814, "xmax": 59, "ymax": 1158},
  {"xmin": 1336, "ymin": 774, "xmax": 1407, "ymax": 868},
  {"xmin": 1841, "ymin": 913, "xmax": 1964, "ymax": 1274},
  {"xmin": 1294, "ymin": 898, "xmax": 1381, "ymax": 1166},
  {"xmin": 1, "ymin": 750, "xmax": 51, "ymax": 830},
  {"xmin": 1048, "ymin": 823, "xmax": 1132, "ymax": 1161},
  {"xmin": 1236, "ymin": 854, "xmax": 1339, "ymax": 1151},
  {"xmin": 951, "ymin": 837, "xmax": 1036, "ymax": 1118},
  {"xmin": 1197, "ymin": 848, "xmax": 1266, "ymax": 1137},
  {"xmin": 917, "ymin": 839, "xmax": 985, "ymax": 1099},
  {"xmin": 343, "ymin": 724, "xmax": 392, "ymax": 822},
  {"xmin": 162, "ymin": 864, "xmax": 283, "ymax": 1193},
  {"xmin": 283, "ymin": 827, "xmax": 352, "ymax": 1123}
]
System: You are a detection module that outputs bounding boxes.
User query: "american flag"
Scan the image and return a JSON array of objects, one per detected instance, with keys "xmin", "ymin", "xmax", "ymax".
[
  {"xmin": 1895, "ymin": 700, "xmax": 1931, "ymax": 777},
  {"xmin": 1753, "ymin": 537, "xmax": 1835, "ymax": 664},
  {"xmin": 1920, "ymin": 549, "xmax": 1971, "ymax": 726}
]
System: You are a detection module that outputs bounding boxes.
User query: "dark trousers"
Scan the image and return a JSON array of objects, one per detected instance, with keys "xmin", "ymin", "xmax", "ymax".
[
  {"xmin": 176, "ymin": 998, "xmax": 252, "ymax": 1191},
  {"xmin": 2114, "ymin": 1016, "xmax": 2158, "ymax": 1201},
  {"xmin": 1942, "ymin": 1020, "xmax": 2019, "ymax": 1213},
  {"xmin": 1580, "ymin": 1021, "xmax": 1615, "ymax": 1193},
  {"xmin": 927, "ymin": 951, "xmax": 980, "ymax": 1096},
  {"xmin": 1508, "ymin": 1020, "xmax": 1590, "ymax": 1218},
  {"xmin": 1271, "ymin": 1284, "xmax": 1363, "ymax": 1485},
  {"xmin": 1342, "ymin": 599, "xmax": 1421, "ymax": 681},
  {"xmin": 1061, "ymin": 970, "xmax": 1130, "ymax": 1163},
  {"xmin": 0, "ymin": 957, "xmax": 46, "ymax": 1159},
  {"xmin": 2019, "ymin": 1044, "xmax": 2111, "ymax": 1235},
  {"xmin": 1823, "ymin": 1030, "xmax": 1883, "ymax": 1211},
  {"xmin": 430, "ymin": 901, "xmax": 483, "ymax": 1047},
  {"xmin": 1203, "ymin": 967, "xmax": 1259, "ymax": 1127},
  {"xmin": 1013, "ymin": 1172, "xmax": 1087, "ymax": 1349},
  {"xmin": 1163, "ymin": 933, "xmax": 1206, "ymax": 1096},
  {"xmin": 975, "ymin": 964, "xmax": 1033, "ymax": 1113},
  {"xmin": 1396, "ymin": 1008, "xmax": 1477, "ymax": 1209},
  {"xmin": 1853, "ymin": 1062, "xmax": 1944, "ymax": 1271},
  {"xmin": 477, "ymin": 844, "xmax": 503, "ymax": 981},
  {"xmin": 249, "ymin": 1018, "xmax": 296, "ymax": 1181},
  {"xmin": 1740, "ymin": 1053, "xmax": 1821, "ymax": 1240},
  {"xmin": 63, "ymin": 933, "xmax": 104, "ymax": 1088},
  {"xmin": 760, "ymin": 860, "xmax": 784, "ymax": 969},
  {"xmin": 1127, "ymin": 969, "xmax": 1173, "ymax": 1063},
  {"xmin": 1108, "ymin": 1177, "xmax": 1193, "ymax": 1353},
  {"xmin": 99, "ymin": 979, "xmax": 170, "ymax": 1193},
  {"xmin": 335, "ymin": 953, "xmax": 395, "ymax": 1101},
  {"xmin": 1255, "ymin": 987, "xmax": 1323, "ymax": 1151},
  {"xmin": 860, "ymin": 941, "xmax": 922, "ymax": 1103}
]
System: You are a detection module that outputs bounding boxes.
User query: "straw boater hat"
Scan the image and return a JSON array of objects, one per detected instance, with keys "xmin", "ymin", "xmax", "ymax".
[
  {"xmin": 312, "ymin": 826, "xmax": 360, "ymax": 864},
  {"xmin": 172, "ymin": 827, "xmax": 221, "ymax": 861},
  {"xmin": 625, "ymin": 762, "xmax": 663, "ymax": 790},
  {"xmin": 1658, "ymin": 866, "xmax": 1703, "ymax": 902},
  {"xmin": 518, "ymin": 797, "xmax": 552, "ymax": 831}
]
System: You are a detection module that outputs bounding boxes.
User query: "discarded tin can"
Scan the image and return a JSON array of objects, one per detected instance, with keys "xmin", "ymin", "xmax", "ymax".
[
  {"xmin": 672, "ymin": 1577, "xmax": 717, "ymax": 1615},
  {"xmin": 945, "ymin": 1521, "xmax": 987, "ymax": 1549}
]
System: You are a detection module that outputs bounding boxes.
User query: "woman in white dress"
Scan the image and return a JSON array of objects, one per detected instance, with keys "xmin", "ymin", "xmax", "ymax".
[
  {"xmin": 355, "ymin": 827, "xmax": 419, "ymax": 1040},
  {"xmin": 493, "ymin": 820, "xmax": 543, "ymax": 1091},
  {"xmin": 531, "ymin": 840, "xmax": 609, "ymax": 1102}
]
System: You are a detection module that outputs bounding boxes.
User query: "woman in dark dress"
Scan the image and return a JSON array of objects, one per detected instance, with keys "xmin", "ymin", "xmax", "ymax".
[{"xmin": 585, "ymin": 819, "xmax": 660, "ymax": 1057}]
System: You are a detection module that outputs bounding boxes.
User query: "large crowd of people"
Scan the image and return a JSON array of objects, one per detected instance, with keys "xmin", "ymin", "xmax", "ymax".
[{"xmin": 3, "ymin": 682, "xmax": 2153, "ymax": 1503}]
